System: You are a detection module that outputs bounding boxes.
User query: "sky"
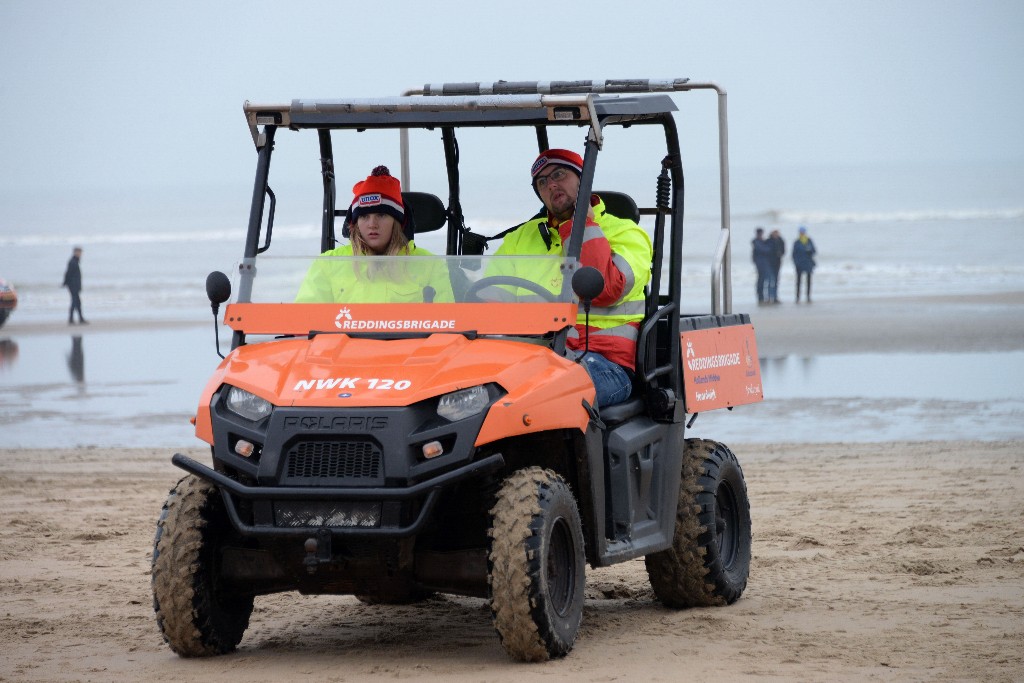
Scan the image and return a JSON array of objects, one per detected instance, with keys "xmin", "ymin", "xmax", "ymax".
[{"xmin": 1, "ymin": 0, "xmax": 1023, "ymax": 232}]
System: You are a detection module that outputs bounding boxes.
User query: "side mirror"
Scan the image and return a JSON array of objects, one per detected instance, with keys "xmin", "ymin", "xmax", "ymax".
[
  {"xmin": 205, "ymin": 271, "xmax": 231, "ymax": 360},
  {"xmin": 571, "ymin": 266, "xmax": 604, "ymax": 360},
  {"xmin": 206, "ymin": 271, "xmax": 232, "ymax": 309},
  {"xmin": 571, "ymin": 266, "xmax": 604, "ymax": 308}
]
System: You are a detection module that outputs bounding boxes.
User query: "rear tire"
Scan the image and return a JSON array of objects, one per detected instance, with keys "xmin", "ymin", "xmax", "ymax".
[
  {"xmin": 152, "ymin": 475, "xmax": 254, "ymax": 656},
  {"xmin": 487, "ymin": 467, "xmax": 585, "ymax": 662},
  {"xmin": 645, "ymin": 439, "xmax": 751, "ymax": 607}
]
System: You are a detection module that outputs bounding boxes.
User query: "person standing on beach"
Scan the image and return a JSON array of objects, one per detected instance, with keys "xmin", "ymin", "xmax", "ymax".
[
  {"xmin": 767, "ymin": 229, "xmax": 785, "ymax": 304},
  {"xmin": 751, "ymin": 227, "xmax": 773, "ymax": 305},
  {"xmin": 792, "ymin": 226, "xmax": 817, "ymax": 303},
  {"xmin": 62, "ymin": 246, "xmax": 87, "ymax": 324}
]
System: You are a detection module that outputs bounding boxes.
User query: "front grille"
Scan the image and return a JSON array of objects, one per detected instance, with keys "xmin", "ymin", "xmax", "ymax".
[
  {"xmin": 274, "ymin": 501, "xmax": 382, "ymax": 528},
  {"xmin": 282, "ymin": 440, "xmax": 382, "ymax": 484}
]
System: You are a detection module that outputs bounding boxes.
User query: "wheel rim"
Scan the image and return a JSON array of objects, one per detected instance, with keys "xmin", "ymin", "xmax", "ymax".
[
  {"xmin": 715, "ymin": 481, "xmax": 739, "ymax": 567},
  {"xmin": 546, "ymin": 516, "xmax": 577, "ymax": 616}
]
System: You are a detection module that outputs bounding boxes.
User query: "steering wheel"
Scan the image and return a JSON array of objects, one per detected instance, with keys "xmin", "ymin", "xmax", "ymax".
[{"xmin": 463, "ymin": 275, "xmax": 558, "ymax": 303}]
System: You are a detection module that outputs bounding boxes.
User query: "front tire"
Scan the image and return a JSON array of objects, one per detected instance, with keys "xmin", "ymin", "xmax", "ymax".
[
  {"xmin": 152, "ymin": 475, "xmax": 254, "ymax": 656},
  {"xmin": 645, "ymin": 439, "xmax": 751, "ymax": 607},
  {"xmin": 487, "ymin": 467, "xmax": 585, "ymax": 662}
]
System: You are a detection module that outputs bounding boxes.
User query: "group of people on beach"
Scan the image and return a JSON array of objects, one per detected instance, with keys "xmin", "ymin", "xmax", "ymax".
[
  {"xmin": 752, "ymin": 226, "xmax": 817, "ymax": 304},
  {"xmin": 298, "ymin": 151, "xmax": 652, "ymax": 409}
]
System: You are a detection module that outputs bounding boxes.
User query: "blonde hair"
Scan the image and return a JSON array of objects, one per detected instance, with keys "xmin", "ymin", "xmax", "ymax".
[
  {"xmin": 349, "ymin": 216, "xmax": 410, "ymax": 256},
  {"xmin": 348, "ymin": 215, "xmax": 413, "ymax": 283}
]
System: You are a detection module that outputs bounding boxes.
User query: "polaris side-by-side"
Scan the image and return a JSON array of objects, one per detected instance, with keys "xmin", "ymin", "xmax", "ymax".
[{"xmin": 152, "ymin": 78, "xmax": 763, "ymax": 662}]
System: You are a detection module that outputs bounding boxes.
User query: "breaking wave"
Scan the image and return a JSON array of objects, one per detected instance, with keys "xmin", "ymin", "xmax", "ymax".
[{"xmin": 740, "ymin": 207, "xmax": 1024, "ymax": 226}]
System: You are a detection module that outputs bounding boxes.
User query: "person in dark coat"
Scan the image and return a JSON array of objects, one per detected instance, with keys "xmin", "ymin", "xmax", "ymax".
[
  {"xmin": 751, "ymin": 227, "xmax": 773, "ymax": 304},
  {"xmin": 792, "ymin": 226, "xmax": 817, "ymax": 303},
  {"xmin": 767, "ymin": 229, "xmax": 785, "ymax": 304},
  {"xmin": 62, "ymin": 247, "xmax": 87, "ymax": 324}
]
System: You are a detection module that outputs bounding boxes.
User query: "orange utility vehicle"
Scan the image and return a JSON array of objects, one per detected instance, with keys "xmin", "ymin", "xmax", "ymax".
[{"xmin": 152, "ymin": 78, "xmax": 763, "ymax": 662}]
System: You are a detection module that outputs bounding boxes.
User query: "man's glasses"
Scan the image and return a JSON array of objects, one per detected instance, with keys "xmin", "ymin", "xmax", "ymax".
[{"xmin": 534, "ymin": 167, "xmax": 571, "ymax": 190}]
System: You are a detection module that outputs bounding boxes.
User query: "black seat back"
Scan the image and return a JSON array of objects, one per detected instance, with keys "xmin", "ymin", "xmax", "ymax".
[
  {"xmin": 402, "ymin": 192, "xmax": 447, "ymax": 233},
  {"xmin": 595, "ymin": 191, "xmax": 640, "ymax": 223}
]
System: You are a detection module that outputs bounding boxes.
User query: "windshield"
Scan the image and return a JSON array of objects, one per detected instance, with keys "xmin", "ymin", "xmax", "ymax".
[{"xmin": 235, "ymin": 254, "xmax": 582, "ymax": 306}]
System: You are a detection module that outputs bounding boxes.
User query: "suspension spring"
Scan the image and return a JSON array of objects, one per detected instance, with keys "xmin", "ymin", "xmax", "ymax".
[{"xmin": 656, "ymin": 166, "xmax": 671, "ymax": 211}]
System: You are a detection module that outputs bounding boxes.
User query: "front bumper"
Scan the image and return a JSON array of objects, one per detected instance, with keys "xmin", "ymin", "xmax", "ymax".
[{"xmin": 172, "ymin": 451, "xmax": 504, "ymax": 538}]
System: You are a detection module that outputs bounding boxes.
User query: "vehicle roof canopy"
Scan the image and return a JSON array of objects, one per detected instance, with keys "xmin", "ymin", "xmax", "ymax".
[
  {"xmin": 243, "ymin": 78, "xmax": 699, "ymax": 143},
  {"xmin": 237, "ymin": 78, "xmax": 736, "ymax": 317}
]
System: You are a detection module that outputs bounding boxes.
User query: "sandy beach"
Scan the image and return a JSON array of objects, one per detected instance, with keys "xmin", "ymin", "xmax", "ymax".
[
  {"xmin": 2, "ymin": 292, "xmax": 1023, "ymax": 682},
  {"xmin": 0, "ymin": 442, "xmax": 1020, "ymax": 682}
]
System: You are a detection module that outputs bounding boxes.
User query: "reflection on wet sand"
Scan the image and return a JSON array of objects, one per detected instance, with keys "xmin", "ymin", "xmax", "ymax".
[
  {"xmin": 67, "ymin": 335, "xmax": 85, "ymax": 385},
  {"xmin": 760, "ymin": 355, "xmax": 817, "ymax": 382},
  {"xmin": 0, "ymin": 338, "xmax": 18, "ymax": 368}
]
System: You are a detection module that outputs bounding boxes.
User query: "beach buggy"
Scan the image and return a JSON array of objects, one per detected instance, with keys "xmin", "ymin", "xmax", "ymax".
[{"xmin": 152, "ymin": 78, "xmax": 763, "ymax": 661}]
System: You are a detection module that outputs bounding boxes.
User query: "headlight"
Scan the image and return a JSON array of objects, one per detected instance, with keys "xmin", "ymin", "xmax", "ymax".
[
  {"xmin": 437, "ymin": 385, "xmax": 489, "ymax": 422},
  {"xmin": 225, "ymin": 385, "xmax": 273, "ymax": 422}
]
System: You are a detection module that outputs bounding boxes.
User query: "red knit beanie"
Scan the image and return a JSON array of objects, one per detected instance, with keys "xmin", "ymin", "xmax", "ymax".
[
  {"xmin": 531, "ymin": 149, "xmax": 583, "ymax": 179},
  {"xmin": 530, "ymin": 149, "xmax": 583, "ymax": 198},
  {"xmin": 349, "ymin": 165, "xmax": 405, "ymax": 225}
]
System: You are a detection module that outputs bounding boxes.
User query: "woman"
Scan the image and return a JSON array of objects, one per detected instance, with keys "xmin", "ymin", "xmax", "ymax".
[
  {"xmin": 792, "ymin": 226, "xmax": 817, "ymax": 303},
  {"xmin": 296, "ymin": 166, "xmax": 452, "ymax": 303}
]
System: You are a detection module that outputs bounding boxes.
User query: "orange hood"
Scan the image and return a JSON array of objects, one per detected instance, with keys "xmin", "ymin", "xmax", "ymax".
[{"xmin": 193, "ymin": 333, "xmax": 595, "ymax": 445}]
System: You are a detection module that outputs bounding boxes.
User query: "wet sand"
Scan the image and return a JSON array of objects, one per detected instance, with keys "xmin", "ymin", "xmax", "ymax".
[
  {"xmin": 8, "ymin": 290, "xmax": 1024, "ymax": 357},
  {"xmin": 748, "ymin": 290, "xmax": 1024, "ymax": 356}
]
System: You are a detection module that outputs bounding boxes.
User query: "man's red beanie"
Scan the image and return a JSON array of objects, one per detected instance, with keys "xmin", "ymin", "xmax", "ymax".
[
  {"xmin": 530, "ymin": 149, "xmax": 583, "ymax": 198},
  {"xmin": 530, "ymin": 149, "xmax": 584, "ymax": 181},
  {"xmin": 349, "ymin": 165, "xmax": 405, "ymax": 225}
]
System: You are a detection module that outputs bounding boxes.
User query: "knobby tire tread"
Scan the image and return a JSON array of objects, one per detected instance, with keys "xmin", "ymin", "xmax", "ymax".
[
  {"xmin": 645, "ymin": 438, "xmax": 751, "ymax": 608},
  {"xmin": 152, "ymin": 475, "xmax": 252, "ymax": 656},
  {"xmin": 487, "ymin": 466, "xmax": 583, "ymax": 662}
]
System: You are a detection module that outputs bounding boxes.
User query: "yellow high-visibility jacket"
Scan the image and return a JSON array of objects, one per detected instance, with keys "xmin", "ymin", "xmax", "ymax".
[
  {"xmin": 493, "ymin": 195, "xmax": 652, "ymax": 370},
  {"xmin": 295, "ymin": 243, "xmax": 454, "ymax": 303}
]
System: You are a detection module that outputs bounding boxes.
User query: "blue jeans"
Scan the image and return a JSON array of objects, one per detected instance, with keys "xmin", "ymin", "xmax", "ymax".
[
  {"xmin": 580, "ymin": 352, "xmax": 633, "ymax": 408},
  {"xmin": 755, "ymin": 265, "xmax": 769, "ymax": 302},
  {"xmin": 766, "ymin": 267, "xmax": 779, "ymax": 302}
]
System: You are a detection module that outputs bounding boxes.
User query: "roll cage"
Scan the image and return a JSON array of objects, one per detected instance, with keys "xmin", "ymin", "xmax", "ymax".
[{"xmin": 238, "ymin": 78, "xmax": 734, "ymax": 419}]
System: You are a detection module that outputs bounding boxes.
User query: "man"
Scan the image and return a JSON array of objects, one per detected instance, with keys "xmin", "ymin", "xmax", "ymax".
[
  {"xmin": 767, "ymin": 229, "xmax": 785, "ymax": 304},
  {"xmin": 63, "ymin": 246, "xmax": 87, "ymax": 324},
  {"xmin": 751, "ymin": 228, "xmax": 772, "ymax": 305},
  {"xmin": 494, "ymin": 149, "xmax": 652, "ymax": 408}
]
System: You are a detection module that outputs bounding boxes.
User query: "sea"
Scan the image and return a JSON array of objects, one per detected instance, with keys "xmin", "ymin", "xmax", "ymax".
[{"xmin": 1, "ymin": 160, "xmax": 1023, "ymax": 449}]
